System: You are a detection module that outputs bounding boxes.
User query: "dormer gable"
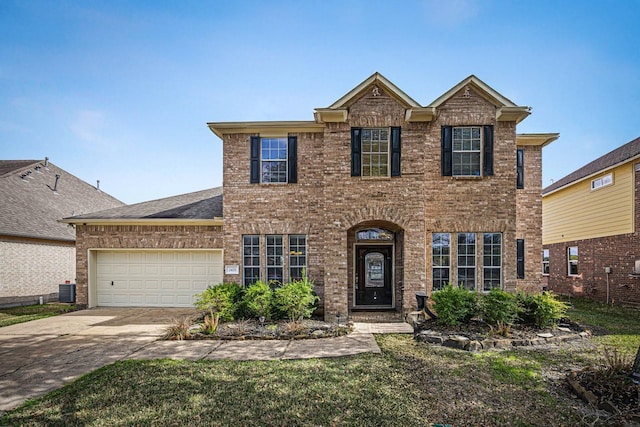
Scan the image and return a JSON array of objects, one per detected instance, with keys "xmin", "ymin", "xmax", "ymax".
[
  {"xmin": 428, "ymin": 75, "xmax": 531, "ymax": 124},
  {"xmin": 314, "ymin": 73, "xmax": 531, "ymax": 125}
]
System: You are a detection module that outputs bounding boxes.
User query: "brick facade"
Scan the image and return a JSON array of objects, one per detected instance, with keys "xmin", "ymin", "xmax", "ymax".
[
  {"xmin": 0, "ymin": 239, "xmax": 75, "ymax": 306},
  {"xmin": 74, "ymin": 224, "xmax": 223, "ymax": 307},
  {"xmin": 220, "ymin": 79, "xmax": 545, "ymax": 321},
  {"xmin": 544, "ymin": 166, "xmax": 640, "ymax": 306}
]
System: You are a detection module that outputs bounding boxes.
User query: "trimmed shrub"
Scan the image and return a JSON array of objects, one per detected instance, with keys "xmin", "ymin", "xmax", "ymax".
[
  {"xmin": 242, "ymin": 280, "xmax": 273, "ymax": 320},
  {"xmin": 273, "ymin": 276, "xmax": 319, "ymax": 321},
  {"xmin": 517, "ymin": 291, "xmax": 568, "ymax": 329},
  {"xmin": 194, "ymin": 283, "xmax": 242, "ymax": 333},
  {"xmin": 432, "ymin": 284, "xmax": 479, "ymax": 326},
  {"xmin": 481, "ymin": 289, "xmax": 521, "ymax": 327}
]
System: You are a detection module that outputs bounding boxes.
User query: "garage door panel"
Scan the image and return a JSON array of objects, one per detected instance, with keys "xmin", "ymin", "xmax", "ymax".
[{"xmin": 96, "ymin": 250, "xmax": 222, "ymax": 307}]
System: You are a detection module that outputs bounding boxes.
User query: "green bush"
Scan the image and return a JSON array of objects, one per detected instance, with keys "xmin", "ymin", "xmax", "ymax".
[
  {"xmin": 242, "ymin": 280, "xmax": 273, "ymax": 320},
  {"xmin": 432, "ymin": 284, "xmax": 479, "ymax": 326},
  {"xmin": 273, "ymin": 276, "xmax": 319, "ymax": 321},
  {"xmin": 481, "ymin": 289, "xmax": 521, "ymax": 327},
  {"xmin": 194, "ymin": 283, "xmax": 242, "ymax": 333},
  {"xmin": 516, "ymin": 291, "xmax": 568, "ymax": 329}
]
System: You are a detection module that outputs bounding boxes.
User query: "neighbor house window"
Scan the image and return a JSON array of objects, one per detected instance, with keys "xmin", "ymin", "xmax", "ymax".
[
  {"xmin": 483, "ymin": 233, "xmax": 502, "ymax": 291},
  {"xmin": 542, "ymin": 249, "xmax": 550, "ymax": 275},
  {"xmin": 567, "ymin": 246, "xmax": 579, "ymax": 276},
  {"xmin": 516, "ymin": 239, "xmax": 525, "ymax": 280},
  {"xmin": 432, "ymin": 233, "xmax": 451, "ymax": 291},
  {"xmin": 457, "ymin": 233, "xmax": 476, "ymax": 290},
  {"xmin": 266, "ymin": 235, "xmax": 284, "ymax": 284},
  {"xmin": 243, "ymin": 235, "xmax": 260, "ymax": 286},
  {"xmin": 351, "ymin": 127, "xmax": 401, "ymax": 177},
  {"xmin": 289, "ymin": 235, "xmax": 307, "ymax": 280},
  {"xmin": 591, "ymin": 173, "xmax": 613, "ymax": 190},
  {"xmin": 441, "ymin": 125, "xmax": 494, "ymax": 177},
  {"xmin": 250, "ymin": 136, "xmax": 297, "ymax": 184}
]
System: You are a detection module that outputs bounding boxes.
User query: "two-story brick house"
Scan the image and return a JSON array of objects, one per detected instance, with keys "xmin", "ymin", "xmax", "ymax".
[
  {"xmin": 208, "ymin": 73, "xmax": 557, "ymax": 320},
  {"xmin": 64, "ymin": 73, "xmax": 556, "ymax": 322}
]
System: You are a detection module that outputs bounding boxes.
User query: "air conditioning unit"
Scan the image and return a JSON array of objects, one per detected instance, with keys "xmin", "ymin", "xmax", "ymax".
[{"xmin": 59, "ymin": 284, "xmax": 76, "ymax": 303}]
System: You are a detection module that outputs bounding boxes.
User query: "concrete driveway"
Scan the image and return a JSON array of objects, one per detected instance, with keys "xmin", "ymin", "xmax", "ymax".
[
  {"xmin": 0, "ymin": 308, "xmax": 395, "ymax": 411},
  {"xmin": 0, "ymin": 307, "xmax": 199, "ymax": 411}
]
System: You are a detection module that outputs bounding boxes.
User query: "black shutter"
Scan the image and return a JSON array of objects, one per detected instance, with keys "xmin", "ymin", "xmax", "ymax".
[
  {"xmin": 441, "ymin": 126, "xmax": 453, "ymax": 176},
  {"xmin": 483, "ymin": 125, "xmax": 494, "ymax": 176},
  {"xmin": 288, "ymin": 136, "xmax": 297, "ymax": 184},
  {"xmin": 517, "ymin": 239, "xmax": 525, "ymax": 279},
  {"xmin": 391, "ymin": 127, "xmax": 401, "ymax": 177},
  {"xmin": 516, "ymin": 148, "xmax": 524, "ymax": 189},
  {"xmin": 250, "ymin": 136, "xmax": 260, "ymax": 184},
  {"xmin": 351, "ymin": 128, "xmax": 362, "ymax": 177}
]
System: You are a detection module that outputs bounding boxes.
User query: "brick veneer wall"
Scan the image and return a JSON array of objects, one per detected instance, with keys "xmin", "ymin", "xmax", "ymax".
[
  {"xmin": 221, "ymin": 84, "xmax": 539, "ymax": 321},
  {"xmin": 74, "ymin": 224, "xmax": 223, "ymax": 307},
  {"xmin": 0, "ymin": 239, "xmax": 75, "ymax": 305},
  {"xmin": 544, "ymin": 165, "xmax": 640, "ymax": 306},
  {"xmin": 516, "ymin": 145, "xmax": 545, "ymax": 292}
]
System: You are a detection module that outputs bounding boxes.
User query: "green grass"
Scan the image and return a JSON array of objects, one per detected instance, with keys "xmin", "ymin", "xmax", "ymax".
[
  {"xmin": 564, "ymin": 296, "xmax": 640, "ymax": 354},
  {"xmin": 0, "ymin": 303, "xmax": 76, "ymax": 328},
  {"xmin": 1, "ymin": 297, "xmax": 637, "ymax": 426}
]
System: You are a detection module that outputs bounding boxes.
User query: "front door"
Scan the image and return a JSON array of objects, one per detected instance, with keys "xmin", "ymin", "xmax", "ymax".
[{"xmin": 355, "ymin": 245, "xmax": 393, "ymax": 306}]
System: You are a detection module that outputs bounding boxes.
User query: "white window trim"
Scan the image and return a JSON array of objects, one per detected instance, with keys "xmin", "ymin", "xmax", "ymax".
[
  {"xmin": 260, "ymin": 137, "xmax": 288, "ymax": 184},
  {"xmin": 542, "ymin": 249, "xmax": 550, "ymax": 276}
]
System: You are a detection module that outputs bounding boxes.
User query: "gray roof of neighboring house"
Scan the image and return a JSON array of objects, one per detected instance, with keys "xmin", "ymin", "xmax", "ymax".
[
  {"xmin": 64, "ymin": 187, "xmax": 223, "ymax": 220},
  {"xmin": 543, "ymin": 136, "xmax": 640, "ymax": 194},
  {"xmin": 0, "ymin": 160, "xmax": 124, "ymax": 241}
]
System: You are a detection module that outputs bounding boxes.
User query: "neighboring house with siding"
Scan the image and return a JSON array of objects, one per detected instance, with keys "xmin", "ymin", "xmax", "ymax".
[
  {"xmin": 542, "ymin": 137, "xmax": 640, "ymax": 307},
  {"xmin": 63, "ymin": 73, "xmax": 557, "ymax": 321},
  {"xmin": 0, "ymin": 159, "xmax": 123, "ymax": 306}
]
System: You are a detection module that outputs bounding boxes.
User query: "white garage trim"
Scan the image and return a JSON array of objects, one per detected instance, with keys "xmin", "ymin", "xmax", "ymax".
[{"xmin": 88, "ymin": 249, "xmax": 223, "ymax": 308}]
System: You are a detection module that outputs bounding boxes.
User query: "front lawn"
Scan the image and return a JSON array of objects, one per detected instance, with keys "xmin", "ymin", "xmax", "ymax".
[
  {"xmin": 1, "ymin": 297, "xmax": 637, "ymax": 426},
  {"xmin": 0, "ymin": 303, "xmax": 76, "ymax": 328}
]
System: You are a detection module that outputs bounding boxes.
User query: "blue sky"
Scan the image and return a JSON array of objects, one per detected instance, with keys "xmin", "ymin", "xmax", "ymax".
[{"xmin": 1, "ymin": 0, "xmax": 639, "ymax": 204}]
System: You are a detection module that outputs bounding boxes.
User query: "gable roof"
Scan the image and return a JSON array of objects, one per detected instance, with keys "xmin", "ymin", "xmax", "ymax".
[
  {"xmin": 0, "ymin": 160, "xmax": 124, "ymax": 241},
  {"xmin": 327, "ymin": 72, "xmax": 421, "ymax": 109},
  {"xmin": 543, "ymin": 136, "xmax": 640, "ymax": 195},
  {"xmin": 61, "ymin": 187, "xmax": 223, "ymax": 224}
]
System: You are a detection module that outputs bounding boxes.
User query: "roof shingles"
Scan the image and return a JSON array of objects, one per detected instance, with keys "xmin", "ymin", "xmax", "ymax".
[
  {"xmin": 543, "ymin": 136, "xmax": 640, "ymax": 194},
  {"xmin": 0, "ymin": 160, "xmax": 124, "ymax": 241}
]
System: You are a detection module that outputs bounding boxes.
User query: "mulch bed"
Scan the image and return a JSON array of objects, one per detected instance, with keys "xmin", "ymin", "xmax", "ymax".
[{"xmin": 188, "ymin": 319, "xmax": 352, "ymax": 340}]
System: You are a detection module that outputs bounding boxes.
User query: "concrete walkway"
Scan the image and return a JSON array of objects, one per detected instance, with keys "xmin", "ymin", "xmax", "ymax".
[{"xmin": 0, "ymin": 308, "xmax": 412, "ymax": 411}]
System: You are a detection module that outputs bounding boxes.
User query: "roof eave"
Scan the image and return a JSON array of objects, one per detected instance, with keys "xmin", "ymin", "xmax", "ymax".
[
  {"xmin": 59, "ymin": 218, "xmax": 224, "ymax": 226},
  {"xmin": 207, "ymin": 121, "xmax": 324, "ymax": 139},
  {"xmin": 516, "ymin": 133, "xmax": 560, "ymax": 147},
  {"xmin": 328, "ymin": 72, "xmax": 422, "ymax": 109}
]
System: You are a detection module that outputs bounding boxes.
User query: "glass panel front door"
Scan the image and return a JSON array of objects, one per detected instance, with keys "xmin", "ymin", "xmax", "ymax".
[{"xmin": 356, "ymin": 245, "xmax": 393, "ymax": 306}]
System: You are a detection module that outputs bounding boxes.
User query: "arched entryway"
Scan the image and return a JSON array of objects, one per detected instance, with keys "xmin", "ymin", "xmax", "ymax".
[{"xmin": 348, "ymin": 221, "xmax": 404, "ymax": 316}]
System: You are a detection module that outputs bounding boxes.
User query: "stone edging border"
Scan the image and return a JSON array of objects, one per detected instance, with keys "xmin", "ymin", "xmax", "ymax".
[{"xmin": 414, "ymin": 329, "xmax": 591, "ymax": 352}]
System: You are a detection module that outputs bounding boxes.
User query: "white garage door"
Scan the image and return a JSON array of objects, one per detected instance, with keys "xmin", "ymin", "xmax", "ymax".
[{"xmin": 96, "ymin": 250, "xmax": 223, "ymax": 307}]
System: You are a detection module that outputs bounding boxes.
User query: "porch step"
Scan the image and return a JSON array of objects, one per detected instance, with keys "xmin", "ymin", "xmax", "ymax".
[
  {"xmin": 348, "ymin": 311, "xmax": 403, "ymax": 323},
  {"xmin": 353, "ymin": 322, "xmax": 414, "ymax": 334}
]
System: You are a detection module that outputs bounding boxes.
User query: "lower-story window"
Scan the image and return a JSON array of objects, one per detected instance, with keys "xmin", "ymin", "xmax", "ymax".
[
  {"xmin": 457, "ymin": 233, "xmax": 476, "ymax": 290},
  {"xmin": 243, "ymin": 235, "xmax": 260, "ymax": 286},
  {"xmin": 567, "ymin": 246, "xmax": 579, "ymax": 276},
  {"xmin": 432, "ymin": 233, "xmax": 450, "ymax": 291},
  {"xmin": 266, "ymin": 235, "xmax": 284, "ymax": 284},
  {"xmin": 289, "ymin": 235, "xmax": 307, "ymax": 280},
  {"xmin": 242, "ymin": 234, "xmax": 307, "ymax": 286},
  {"xmin": 483, "ymin": 233, "xmax": 502, "ymax": 291},
  {"xmin": 542, "ymin": 249, "xmax": 550, "ymax": 275}
]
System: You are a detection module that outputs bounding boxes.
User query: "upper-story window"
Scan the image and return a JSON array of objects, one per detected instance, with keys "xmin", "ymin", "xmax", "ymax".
[
  {"xmin": 250, "ymin": 136, "xmax": 297, "ymax": 184},
  {"xmin": 261, "ymin": 138, "xmax": 287, "ymax": 183},
  {"xmin": 362, "ymin": 128, "xmax": 389, "ymax": 177},
  {"xmin": 441, "ymin": 125, "xmax": 494, "ymax": 177},
  {"xmin": 351, "ymin": 127, "xmax": 401, "ymax": 177},
  {"xmin": 591, "ymin": 173, "xmax": 613, "ymax": 191}
]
